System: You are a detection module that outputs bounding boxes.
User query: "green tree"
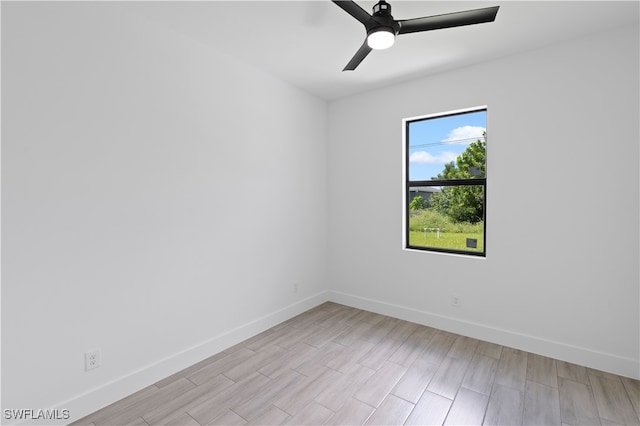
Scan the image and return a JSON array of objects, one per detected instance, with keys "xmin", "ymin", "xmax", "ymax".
[
  {"xmin": 409, "ymin": 195, "xmax": 426, "ymax": 210},
  {"xmin": 430, "ymin": 135, "xmax": 485, "ymax": 223}
]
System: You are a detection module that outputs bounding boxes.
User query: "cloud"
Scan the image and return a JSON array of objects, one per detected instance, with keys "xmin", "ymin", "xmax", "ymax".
[
  {"xmin": 443, "ymin": 126, "xmax": 486, "ymax": 144},
  {"xmin": 409, "ymin": 151, "xmax": 458, "ymax": 165}
]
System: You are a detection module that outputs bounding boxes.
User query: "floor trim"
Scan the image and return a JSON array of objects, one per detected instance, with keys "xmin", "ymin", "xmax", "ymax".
[
  {"xmin": 53, "ymin": 291, "xmax": 329, "ymax": 426},
  {"xmin": 328, "ymin": 289, "xmax": 640, "ymax": 380},
  {"xmin": 36, "ymin": 288, "xmax": 638, "ymax": 425}
]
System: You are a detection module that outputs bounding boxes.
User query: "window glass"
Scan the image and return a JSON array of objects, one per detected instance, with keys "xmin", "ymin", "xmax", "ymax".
[
  {"xmin": 407, "ymin": 185, "xmax": 485, "ymax": 253},
  {"xmin": 405, "ymin": 108, "xmax": 486, "ymax": 256},
  {"xmin": 408, "ymin": 110, "xmax": 486, "ymax": 181}
]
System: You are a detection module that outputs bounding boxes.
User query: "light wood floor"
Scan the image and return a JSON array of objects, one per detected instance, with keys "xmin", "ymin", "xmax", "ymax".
[{"xmin": 73, "ymin": 302, "xmax": 640, "ymax": 426}]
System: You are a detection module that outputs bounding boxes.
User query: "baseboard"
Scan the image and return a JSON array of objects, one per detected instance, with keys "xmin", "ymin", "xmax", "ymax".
[
  {"xmin": 40, "ymin": 291, "xmax": 329, "ymax": 426},
  {"xmin": 15, "ymin": 287, "xmax": 637, "ymax": 426},
  {"xmin": 328, "ymin": 290, "xmax": 640, "ymax": 380}
]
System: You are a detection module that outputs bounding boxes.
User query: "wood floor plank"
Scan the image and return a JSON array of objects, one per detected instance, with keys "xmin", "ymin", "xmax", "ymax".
[
  {"xmin": 245, "ymin": 326, "xmax": 297, "ymax": 352},
  {"xmin": 427, "ymin": 356, "xmax": 470, "ymax": 400},
  {"xmin": 387, "ymin": 325, "xmax": 437, "ymax": 368},
  {"xmin": 353, "ymin": 361, "xmax": 408, "ymax": 408},
  {"xmin": 387, "ymin": 320, "xmax": 420, "ymax": 343},
  {"xmin": 142, "ymin": 374, "xmax": 235, "ymax": 425},
  {"xmin": 257, "ymin": 342, "xmax": 316, "ymax": 379},
  {"xmin": 316, "ymin": 309, "xmax": 358, "ymax": 328},
  {"xmin": 324, "ymin": 339, "xmax": 376, "ymax": 373},
  {"xmin": 154, "ymin": 351, "xmax": 227, "ymax": 388},
  {"xmin": 359, "ymin": 311, "xmax": 389, "ymax": 325},
  {"xmin": 332, "ymin": 321, "xmax": 375, "ymax": 346},
  {"xmin": 621, "ymin": 376, "xmax": 640, "ymax": 421},
  {"xmin": 123, "ymin": 417, "xmax": 148, "ymax": 426},
  {"xmin": 589, "ymin": 368, "xmax": 624, "ymax": 382},
  {"xmin": 223, "ymin": 327, "xmax": 279, "ymax": 355},
  {"xmin": 314, "ymin": 363, "xmax": 376, "ymax": 412},
  {"xmin": 391, "ymin": 357, "xmax": 439, "ymax": 403},
  {"xmin": 476, "ymin": 340, "xmax": 503, "ymax": 359},
  {"xmin": 527, "ymin": 352, "xmax": 558, "ymax": 388},
  {"xmin": 421, "ymin": 332, "xmax": 457, "ymax": 365},
  {"xmin": 483, "ymin": 384, "xmax": 524, "ymax": 426},
  {"xmin": 223, "ymin": 345, "xmax": 286, "ymax": 382},
  {"xmin": 293, "ymin": 340, "xmax": 345, "ymax": 378},
  {"xmin": 523, "ymin": 380, "xmax": 561, "ymax": 426},
  {"xmin": 494, "ymin": 347, "xmax": 528, "ymax": 392},
  {"xmin": 599, "ymin": 418, "xmax": 625, "ymax": 426},
  {"xmin": 404, "ymin": 390, "xmax": 453, "ymax": 426},
  {"xmin": 558, "ymin": 377, "xmax": 600, "ymax": 426},
  {"xmin": 316, "ymin": 301, "xmax": 344, "ymax": 312},
  {"xmin": 207, "ymin": 409, "xmax": 248, "ymax": 425},
  {"xmin": 273, "ymin": 325, "xmax": 322, "ymax": 350},
  {"xmin": 281, "ymin": 328, "xmax": 328, "ymax": 352},
  {"xmin": 447, "ymin": 335, "xmax": 480, "ymax": 364},
  {"xmin": 358, "ymin": 323, "xmax": 415, "ymax": 371},
  {"xmin": 444, "ymin": 387, "xmax": 489, "ymax": 425},
  {"xmin": 231, "ymin": 369, "xmax": 305, "ymax": 421},
  {"xmin": 363, "ymin": 394, "xmax": 414, "ymax": 425},
  {"xmin": 273, "ymin": 366, "xmax": 342, "ymax": 416},
  {"xmin": 462, "ymin": 353, "xmax": 498, "ymax": 396},
  {"xmin": 557, "ymin": 360, "xmax": 590, "ymax": 385},
  {"xmin": 163, "ymin": 412, "xmax": 200, "ymax": 426},
  {"xmin": 68, "ymin": 420, "xmax": 96, "ymax": 426},
  {"xmin": 73, "ymin": 385, "xmax": 160, "ymax": 426},
  {"xmin": 95, "ymin": 379, "xmax": 195, "ymax": 426},
  {"xmin": 187, "ymin": 372, "xmax": 271, "ymax": 425},
  {"xmin": 589, "ymin": 374, "xmax": 639, "ymax": 425},
  {"xmin": 325, "ymin": 397, "xmax": 375, "ymax": 426},
  {"xmin": 285, "ymin": 401, "xmax": 334, "ymax": 425},
  {"xmin": 285, "ymin": 309, "xmax": 333, "ymax": 331},
  {"xmin": 357, "ymin": 337, "xmax": 403, "ymax": 371},
  {"xmin": 302, "ymin": 323, "xmax": 351, "ymax": 348},
  {"xmin": 358, "ymin": 316, "xmax": 401, "ymax": 344},
  {"xmin": 246, "ymin": 405, "xmax": 290, "ymax": 425},
  {"xmin": 187, "ymin": 348, "xmax": 256, "ymax": 386}
]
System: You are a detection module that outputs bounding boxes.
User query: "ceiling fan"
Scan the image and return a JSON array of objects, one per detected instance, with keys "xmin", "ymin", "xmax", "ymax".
[{"xmin": 332, "ymin": 0, "xmax": 500, "ymax": 71}]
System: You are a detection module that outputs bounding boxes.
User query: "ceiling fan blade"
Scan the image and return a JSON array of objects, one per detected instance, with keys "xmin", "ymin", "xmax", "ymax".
[
  {"xmin": 343, "ymin": 39, "xmax": 373, "ymax": 71},
  {"xmin": 398, "ymin": 6, "xmax": 499, "ymax": 35},
  {"xmin": 332, "ymin": 0, "xmax": 373, "ymax": 26}
]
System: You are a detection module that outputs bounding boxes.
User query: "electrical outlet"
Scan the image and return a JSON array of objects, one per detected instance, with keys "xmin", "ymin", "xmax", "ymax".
[
  {"xmin": 293, "ymin": 283, "xmax": 299, "ymax": 293},
  {"xmin": 452, "ymin": 295, "xmax": 461, "ymax": 307},
  {"xmin": 85, "ymin": 349, "xmax": 101, "ymax": 371}
]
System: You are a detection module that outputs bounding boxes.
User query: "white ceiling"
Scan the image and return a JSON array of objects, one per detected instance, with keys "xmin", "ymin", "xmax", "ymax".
[{"xmin": 122, "ymin": 1, "xmax": 639, "ymax": 100}]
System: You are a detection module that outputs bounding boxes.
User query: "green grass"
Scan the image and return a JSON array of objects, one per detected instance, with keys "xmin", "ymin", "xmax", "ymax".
[
  {"xmin": 408, "ymin": 208, "xmax": 484, "ymax": 252},
  {"xmin": 409, "ymin": 230, "xmax": 484, "ymax": 252}
]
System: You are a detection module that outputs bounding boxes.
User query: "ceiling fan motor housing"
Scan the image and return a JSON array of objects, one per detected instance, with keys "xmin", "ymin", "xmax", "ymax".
[
  {"xmin": 373, "ymin": 0, "xmax": 390, "ymax": 15},
  {"xmin": 370, "ymin": 0, "xmax": 400, "ymax": 35}
]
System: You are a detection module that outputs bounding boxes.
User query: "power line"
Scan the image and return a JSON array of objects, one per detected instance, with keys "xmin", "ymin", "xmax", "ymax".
[{"xmin": 409, "ymin": 136, "xmax": 486, "ymax": 150}]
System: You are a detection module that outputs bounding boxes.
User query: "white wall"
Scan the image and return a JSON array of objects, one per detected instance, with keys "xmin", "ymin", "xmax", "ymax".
[
  {"xmin": 327, "ymin": 24, "xmax": 639, "ymax": 379},
  {"xmin": 2, "ymin": 2, "xmax": 327, "ymax": 420},
  {"xmin": 2, "ymin": 1, "xmax": 639, "ymax": 422}
]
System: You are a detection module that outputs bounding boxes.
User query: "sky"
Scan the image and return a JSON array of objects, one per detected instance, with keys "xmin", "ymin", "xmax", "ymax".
[{"xmin": 408, "ymin": 110, "xmax": 486, "ymax": 181}]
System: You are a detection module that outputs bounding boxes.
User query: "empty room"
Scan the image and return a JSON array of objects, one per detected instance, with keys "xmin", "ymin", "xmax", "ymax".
[{"xmin": 2, "ymin": 1, "xmax": 639, "ymax": 425}]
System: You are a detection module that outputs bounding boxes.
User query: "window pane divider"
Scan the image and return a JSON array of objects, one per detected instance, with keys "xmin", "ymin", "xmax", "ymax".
[{"xmin": 407, "ymin": 178, "xmax": 486, "ymax": 187}]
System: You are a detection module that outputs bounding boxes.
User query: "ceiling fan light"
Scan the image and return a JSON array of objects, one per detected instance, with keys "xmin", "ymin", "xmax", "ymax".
[{"xmin": 367, "ymin": 28, "xmax": 395, "ymax": 50}]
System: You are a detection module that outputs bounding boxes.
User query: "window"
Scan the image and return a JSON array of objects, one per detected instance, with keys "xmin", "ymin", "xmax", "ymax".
[{"xmin": 404, "ymin": 107, "xmax": 487, "ymax": 256}]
